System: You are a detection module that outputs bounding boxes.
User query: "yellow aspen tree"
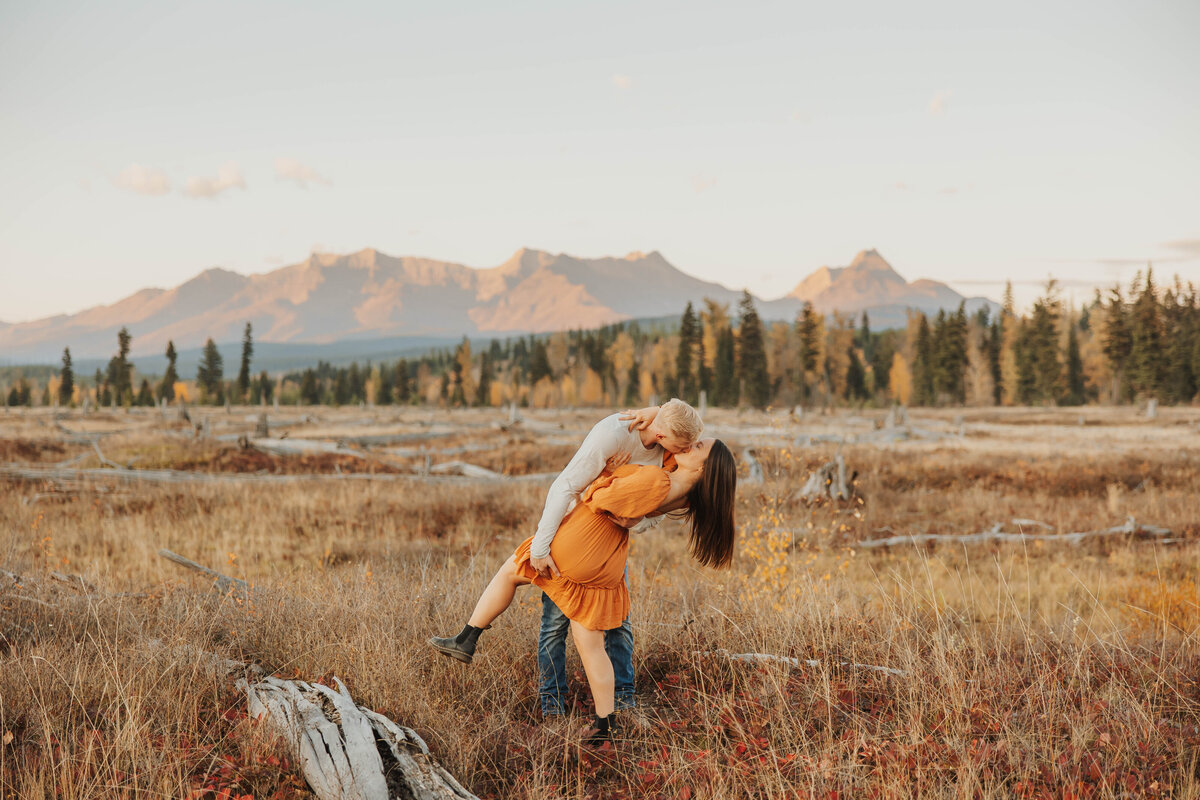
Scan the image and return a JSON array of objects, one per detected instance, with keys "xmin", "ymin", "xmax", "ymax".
[{"xmin": 889, "ymin": 352, "xmax": 913, "ymax": 405}]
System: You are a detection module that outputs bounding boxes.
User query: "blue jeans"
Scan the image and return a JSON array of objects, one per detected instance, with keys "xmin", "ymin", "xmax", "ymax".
[{"xmin": 538, "ymin": 574, "xmax": 635, "ymax": 715}]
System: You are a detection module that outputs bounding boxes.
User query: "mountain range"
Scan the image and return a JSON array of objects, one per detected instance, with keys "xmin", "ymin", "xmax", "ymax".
[{"xmin": 1, "ymin": 248, "xmax": 997, "ymax": 364}]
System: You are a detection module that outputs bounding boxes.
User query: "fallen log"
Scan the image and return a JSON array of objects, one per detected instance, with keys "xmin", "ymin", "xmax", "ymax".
[
  {"xmin": 855, "ymin": 516, "xmax": 1173, "ymax": 549},
  {"xmin": 700, "ymin": 649, "xmax": 906, "ymax": 677},
  {"xmin": 145, "ymin": 640, "xmax": 478, "ymax": 799},
  {"xmin": 1, "ymin": 464, "xmax": 557, "ymax": 486},
  {"xmin": 239, "ymin": 674, "xmax": 478, "ymax": 800}
]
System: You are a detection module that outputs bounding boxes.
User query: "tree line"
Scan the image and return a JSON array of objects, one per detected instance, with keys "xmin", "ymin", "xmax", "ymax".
[{"xmin": 5, "ymin": 267, "xmax": 1198, "ymax": 410}]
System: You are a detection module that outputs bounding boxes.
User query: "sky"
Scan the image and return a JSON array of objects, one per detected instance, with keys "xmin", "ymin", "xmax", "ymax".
[{"xmin": 2, "ymin": 0, "xmax": 1198, "ymax": 324}]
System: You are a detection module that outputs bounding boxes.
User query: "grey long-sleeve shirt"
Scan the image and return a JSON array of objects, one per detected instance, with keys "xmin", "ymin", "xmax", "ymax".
[{"xmin": 529, "ymin": 413, "xmax": 664, "ymax": 559}]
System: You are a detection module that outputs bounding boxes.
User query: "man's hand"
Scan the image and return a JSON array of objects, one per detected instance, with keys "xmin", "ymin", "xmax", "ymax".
[
  {"xmin": 605, "ymin": 451, "xmax": 631, "ymax": 471},
  {"xmin": 529, "ymin": 553, "xmax": 561, "ymax": 579},
  {"xmin": 605, "ymin": 512, "xmax": 643, "ymax": 528},
  {"xmin": 619, "ymin": 405, "xmax": 659, "ymax": 432}
]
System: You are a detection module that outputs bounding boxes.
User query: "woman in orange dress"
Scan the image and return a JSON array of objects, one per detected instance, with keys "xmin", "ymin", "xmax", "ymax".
[{"xmin": 430, "ymin": 438, "xmax": 737, "ymax": 744}]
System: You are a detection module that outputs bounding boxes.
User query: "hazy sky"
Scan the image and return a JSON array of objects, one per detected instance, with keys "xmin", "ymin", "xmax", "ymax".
[{"xmin": 2, "ymin": 0, "xmax": 1198, "ymax": 324}]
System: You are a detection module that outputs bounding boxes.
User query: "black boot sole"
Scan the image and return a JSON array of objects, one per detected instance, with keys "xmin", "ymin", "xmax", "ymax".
[{"xmin": 428, "ymin": 637, "xmax": 473, "ymax": 663}]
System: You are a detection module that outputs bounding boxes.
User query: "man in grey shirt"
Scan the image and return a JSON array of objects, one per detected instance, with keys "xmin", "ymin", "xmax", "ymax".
[{"xmin": 530, "ymin": 399, "xmax": 703, "ymax": 717}]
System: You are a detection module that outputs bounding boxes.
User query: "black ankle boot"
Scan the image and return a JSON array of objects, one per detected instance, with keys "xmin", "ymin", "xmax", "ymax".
[
  {"xmin": 583, "ymin": 714, "xmax": 611, "ymax": 746},
  {"xmin": 429, "ymin": 624, "xmax": 483, "ymax": 663}
]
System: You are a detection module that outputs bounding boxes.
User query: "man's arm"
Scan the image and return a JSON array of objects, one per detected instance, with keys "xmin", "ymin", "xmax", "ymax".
[{"xmin": 528, "ymin": 420, "xmax": 622, "ymax": 569}]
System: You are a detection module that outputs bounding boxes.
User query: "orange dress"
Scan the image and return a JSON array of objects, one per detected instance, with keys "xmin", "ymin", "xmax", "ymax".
[{"xmin": 513, "ymin": 464, "xmax": 672, "ymax": 631}]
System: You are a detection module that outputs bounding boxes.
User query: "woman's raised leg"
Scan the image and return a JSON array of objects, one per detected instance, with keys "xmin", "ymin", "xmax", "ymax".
[
  {"xmin": 430, "ymin": 555, "xmax": 530, "ymax": 664},
  {"xmin": 468, "ymin": 554, "xmax": 530, "ymax": 628},
  {"xmin": 570, "ymin": 620, "xmax": 615, "ymax": 719}
]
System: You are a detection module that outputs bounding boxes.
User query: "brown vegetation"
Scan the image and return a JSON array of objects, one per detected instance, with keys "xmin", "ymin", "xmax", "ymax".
[{"xmin": 1, "ymin": 405, "xmax": 1198, "ymax": 798}]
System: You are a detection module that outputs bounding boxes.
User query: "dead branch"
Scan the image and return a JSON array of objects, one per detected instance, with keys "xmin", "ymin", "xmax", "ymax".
[
  {"xmin": 855, "ymin": 516, "xmax": 1174, "ymax": 549},
  {"xmin": 158, "ymin": 549, "xmax": 250, "ymax": 600}
]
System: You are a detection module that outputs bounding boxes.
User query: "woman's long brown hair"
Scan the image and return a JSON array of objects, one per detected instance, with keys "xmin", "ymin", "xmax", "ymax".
[{"xmin": 683, "ymin": 439, "xmax": 737, "ymax": 568}]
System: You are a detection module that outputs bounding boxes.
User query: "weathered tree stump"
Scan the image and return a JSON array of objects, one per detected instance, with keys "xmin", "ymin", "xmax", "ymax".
[{"xmin": 796, "ymin": 452, "xmax": 856, "ymax": 502}]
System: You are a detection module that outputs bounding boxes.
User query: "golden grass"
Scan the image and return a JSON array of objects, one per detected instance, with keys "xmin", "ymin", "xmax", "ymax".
[{"xmin": 1, "ymin": 405, "xmax": 1198, "ymax": 798}]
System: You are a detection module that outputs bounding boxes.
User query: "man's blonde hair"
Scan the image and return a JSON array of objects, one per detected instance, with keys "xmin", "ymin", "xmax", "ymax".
[{"xmin": 657, "ymin": 398, "xmax": 703, "ymax": 443}]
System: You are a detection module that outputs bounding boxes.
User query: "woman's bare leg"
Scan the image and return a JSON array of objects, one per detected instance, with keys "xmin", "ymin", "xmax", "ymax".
[
  {"xmin": 467, "ymin": 555, "xmax": 531, "ymax": 628},
  {"xmin": 570, "ymin": 620, "xmax": 615, "ymax": 718}
]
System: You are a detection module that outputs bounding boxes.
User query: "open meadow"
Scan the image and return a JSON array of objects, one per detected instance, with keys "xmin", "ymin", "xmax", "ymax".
[{"xmin": 1, "ymin": 403, "xmax": 1198, "ymax": 799}]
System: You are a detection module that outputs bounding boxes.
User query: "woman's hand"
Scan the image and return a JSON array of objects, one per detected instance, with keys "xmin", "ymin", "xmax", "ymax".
[
  {"xmin": 605, "ymin": 451, "xmax": 631, "ymax": 471},
  {"xmin": 619, "ymin": 406, "xmax": 659, "ymax": 432}
]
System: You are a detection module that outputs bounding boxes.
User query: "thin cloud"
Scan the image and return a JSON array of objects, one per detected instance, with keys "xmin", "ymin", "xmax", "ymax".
[
  {"xmin": 1163, "ymin": 239, "xmax": 1200, "ymax": 258},
  {"xmin": 939, "ymin": 186, "xmax": 959, "ymax": 194},
  {"xmin": 929, "ymin": 90, "xmax": 952, "ymax": 116},
  {"xmin": 113, "ymin": 164, "xmax": 171, "ymax": 196},
  {"xmin": 894, "ymin": 182, "xmax": 912, "ymax": 191},
  {"xmin": 612, "ymin": 74, "xmax": 633, "ymax": 90},
  {"xmin": 692, "ymin": 175, "xmax": 717, "ymax": 194},
  {"xmin": 183, "ymin": 162, "xmax": 246, "ymax": 199},
  {"xmin": 276, "ymin": 158, "xmax": 331, "ymax": 188}
]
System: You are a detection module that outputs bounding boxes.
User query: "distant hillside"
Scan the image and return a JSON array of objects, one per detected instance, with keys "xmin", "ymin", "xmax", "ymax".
[{"xmin": 1, "ymin": 247, "xmax": 996, "ymax": 364}]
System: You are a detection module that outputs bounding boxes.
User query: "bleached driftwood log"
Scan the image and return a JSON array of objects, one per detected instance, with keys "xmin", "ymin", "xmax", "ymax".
[
  {"xmin": 700, "ymin": 649, "xmax": 906, "ymax": 677},
  {"xmin": 428, "ymin": 461, "xmax": 502, "ymax": 479},
  {"xmin": 0, "ymin": 464, "xmax": 556, "ymax": 487},
  {"xmin": 796, "ymin": 452, "xmax": 854, "ymax": 502},
  {"xmin": 239, "ymin": 674, "xmax": 478, "ymax": 800},
  {"xmin": 855, "ymin": 516, "xmax": 1173, "ymax": 549}
]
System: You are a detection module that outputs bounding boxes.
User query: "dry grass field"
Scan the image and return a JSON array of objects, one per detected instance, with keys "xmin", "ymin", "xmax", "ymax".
[{"xmin": 1, "ymin": 404, "xmax": 1198, "ymax": 799}]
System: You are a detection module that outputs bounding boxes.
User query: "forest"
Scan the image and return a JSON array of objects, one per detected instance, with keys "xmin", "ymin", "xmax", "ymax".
[{"xmin": 5, "ymin": 268, "xmax": 1198, "ymax": 410}]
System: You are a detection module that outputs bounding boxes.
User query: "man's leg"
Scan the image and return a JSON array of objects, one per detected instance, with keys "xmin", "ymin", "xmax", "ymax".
[
  {"xmin": 537, "ymin": 593, "xmax": 571, "ymax": 716},
  {"xmin": 604, "ymin": 565, "xmax": 636, "ymax": 709},
  {"xmin": 604, "ymin": 617, "xmax": 636, "ymax": 709}
]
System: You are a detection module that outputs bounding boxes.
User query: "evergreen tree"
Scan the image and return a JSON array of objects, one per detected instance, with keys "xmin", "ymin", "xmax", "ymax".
[
  {"xmin": 476, "ymin": 350, "xmax": 493, "ymax": 406},
  {"xmin": 931, "ymin": 305, "xmax": 969, "ymax": 404},
  {"xmin": 158, "ymin": 341, "xmax": 179, "ymax": 402},
  {"xmin": 624, "ymin": 359, "xmax": 640, "ymax": 406},
  {"xmin": 59, "ymin": 348, "xmax": 74, "ymax": 406},
  {"xmin": 300, "ymin": 368, "xmax": 320, "ymax": 404},
  {"xmin": 115, "ymin": 327, "xmax": 133, "ymax": 404},
  {"xmin": 675, "ymin": 302, "xmax": 698, "ymax": 402},
  {"xmin": 93, "ymin": 369, "xmax": 105, "ymax": 406},
  {"xmin": 394, "ymin": 360, "xmax": 411, "ymax": 404},
  {"xmin": 736, "ymin": 291, "xmax": 770, "ymax": 408},
  {"xmin": 529, "ymin": 340, "xmax": 553, "ymax": 385},
  {"xmin": 695, "ymin": 322, "xmax": 712, "ymax": 402},
  {"xmin": 376, "ymin": 364, "xmax": 393, "ymax": 405},
  {"xmin": 844, "ymin": 345, "xmax": 867, "ymax": 401},
  {"xmin": 258, "ymin": 371, "xmax": 274, "ymax": 405},
  {"xmin": 136, "ymin": 378, "xmax": 154, "ymax": 406},
  {"xmin": 912, "ymin": 314, "xmax": 934, "ymax": 405},
  {"xmin": 987, "ymin": 318, "xmax": 1003, "ymax": 405},
  {"xmin": 333, "ymin": 369, "xmax": 350, "ymax": 405},
  {"xmin": 1064, "ymin": 321, "xmax": 1085, "ymax": 405},
  {"xmin": 1025, "ymin": 283, "xmax": 1062, "ymax": 404},
  {"xmin": 237, "ymin": 322, "xmax": 253, "ymax": 401},
  {"xmin": 713, "ymin": 327, "xmax": 736, "ymax": 406},
  {"xmin": 1101, "ymin": 286, "xmax": 1133, "ymax": 403},
  {"xmin": 795, "ymin": 302, "xmax": 821, "ymax": 404},
  {"xmin": 869, "ymin": 332, "xmax": 895, "ymax": 398},
  {"xmin": 1129, "ymin": 267, "xmax": 1165, "ymax": 399},
  {"xmin": 197, "ymin": 338, "xmax": 224, "ymax": 403},
  {"xmin": 859, "ymin": 311, "xmax": 872, "ymax": 362},
  {"xmin": 348, "ymin": 362, "xmax": 364, "ymax": 403}
]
